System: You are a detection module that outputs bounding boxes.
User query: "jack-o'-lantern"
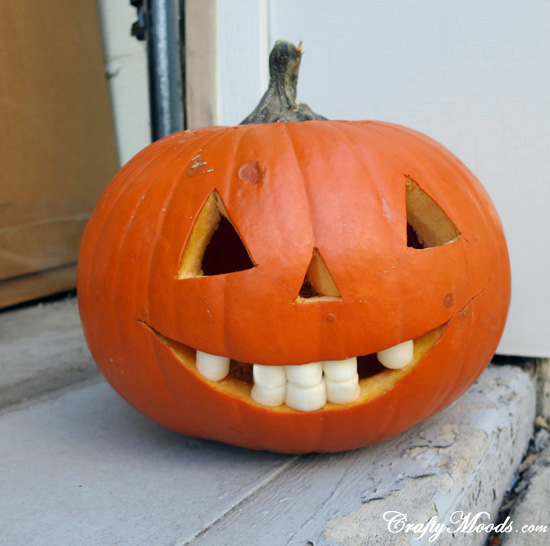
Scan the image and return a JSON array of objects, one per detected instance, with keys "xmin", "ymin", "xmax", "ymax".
[{"xmin": 78, "ymin": 41, "xmax": 510, "ymax": 453}]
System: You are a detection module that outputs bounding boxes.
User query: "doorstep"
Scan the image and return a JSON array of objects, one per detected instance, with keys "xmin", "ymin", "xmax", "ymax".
[
  {"xmin": 0, "ymin": 298, "xmax": 541, "ymax": 545},
  {"xmin": 0, "ymin": 297, "xmax": 100, "ymax": 409}
]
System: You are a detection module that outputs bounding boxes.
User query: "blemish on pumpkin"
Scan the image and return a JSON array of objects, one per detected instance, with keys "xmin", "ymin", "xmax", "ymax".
[
  {"xmin": 381, "ymin": 198, "xmax": 393, "ymax": 221},
  {"xmin": 238, "ymin": 161, "xmax": 262, "ymax": 184},
  {"xmin": 186, "ymin": 151, "xmax": 208, "ymax": 177},
  {"xmin": 326, "ymin": 313, "xmax": 336, "ymax": 323},
  {"xmin": 444, "ymin": 293, "xmax": 454, "ymax": 307},
  {"xmin": 453, "ymin": 277, "xmax": 491, "ymax": 322},
  {"xmin": 169, "ymin": 130, "xmax": 194, "ymax": 142},
  {"xmin": 187, "ymin": 160, "xmax": 208, "ymax": 176}
]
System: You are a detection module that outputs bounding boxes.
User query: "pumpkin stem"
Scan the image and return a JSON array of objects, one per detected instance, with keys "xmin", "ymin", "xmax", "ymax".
[{"xmin": 241, "ymin": 40, "xmax": 327, "ymax": 124}]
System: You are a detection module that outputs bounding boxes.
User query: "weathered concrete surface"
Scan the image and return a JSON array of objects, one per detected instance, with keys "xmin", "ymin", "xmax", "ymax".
[
  {"xmin": 0, "ymin": 298, "xmax": 99, "ymax": 409},
  {"xmin": 191, "ymin": 366, "xmax": 536, "ymax": 546},
  {"xmin": 0, "ymin": 364, "xmax": 534, "ymax": 546},
  {"xmin": 0, "ymin": 381, "xmax": 294, "ymax": 546},
  {"xmin": 501, "ymin": 430, "xmax": 550, "ymax": 546}
]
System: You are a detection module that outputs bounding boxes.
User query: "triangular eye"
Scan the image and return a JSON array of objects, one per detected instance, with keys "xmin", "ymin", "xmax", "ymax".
[
  {"xmin": 406, "ymin": 178, "xmax": 460, "ymax": 249},
  {"xmin": 297, "ymin": 249, "xmax": 341, "ymax": 302},
  {"xmin": 178, "ymin": 191, "xmax": 255, "ymax": 278}
]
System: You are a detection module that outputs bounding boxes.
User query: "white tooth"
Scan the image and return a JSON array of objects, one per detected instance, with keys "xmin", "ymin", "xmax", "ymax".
[
  {"xmin": 326, "ymin": 374, "xmax": 360, "ymax": 405},
  {"xmin": 323, "ymin": 357, "xmax": 358, "ymax": 382},
  {"xmin": 376, "ymin": 340, "xmax": 414, "ymax": 369},
  {"xmin": 285, "ymin": 380, "xmax": 327, "ymax": 412},
  {"xmin": 285, "ymin": 362, "xmax": 323, "ymax": 388},
  {"xmin": 195, "ymin": 351, "xmax": 230, "ymax": 381},
  {"xmin": 253, "ymin": 364, "xmax": 286, "ymax": 388},
  {"xmin": 251, "ymin": 383, "xmax": 286, "ymax": 407}
]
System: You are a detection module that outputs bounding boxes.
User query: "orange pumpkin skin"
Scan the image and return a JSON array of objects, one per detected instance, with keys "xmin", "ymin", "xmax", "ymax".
[{"xmin": 77, "ymin": 120, "xmax": 510, "ymax": 453}]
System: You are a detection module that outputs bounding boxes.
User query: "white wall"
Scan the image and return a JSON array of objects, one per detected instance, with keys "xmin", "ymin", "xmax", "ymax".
[{"xmin": 95, "ymin": 0, "xmax": 151, "ymax": 166}]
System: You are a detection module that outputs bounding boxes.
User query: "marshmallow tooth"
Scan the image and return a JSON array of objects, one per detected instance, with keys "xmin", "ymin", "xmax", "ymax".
[
  {"xmin": 251, "ymin": 383, "xmax": 286, "ymax": 407},
  {"xmin": 323, "ymin": 357, "xmax": 357, "ymax": 382},
  {"xmin": 253, "ymin": 364, "xmax": 286, "ymax": 388},
  {"xmin": 285, "ymin": 380, "xmax": 327, "ymax": 412},
  {"xmin": 326, "ymin": 374, "xmax": 360, "ymax": 404},
  {"xmin": 285, "ymin": 362, "xmax": 323, "ymax": 388},
  {"xmin": 195, "ymin": 351, "xmax": 230, "ymax": 381},
  {"xmin": 251, "ymin": 364, "xmax": 287, "ymax": 407},
  {"xmin": 376, "ymin": 340, "xmax": 414, "ymax": 369}
]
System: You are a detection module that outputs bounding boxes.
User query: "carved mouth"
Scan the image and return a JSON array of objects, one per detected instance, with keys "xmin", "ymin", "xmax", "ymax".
[{"xmin": 144, "ymin": 323, "xmax": 447, "ymax": 413}]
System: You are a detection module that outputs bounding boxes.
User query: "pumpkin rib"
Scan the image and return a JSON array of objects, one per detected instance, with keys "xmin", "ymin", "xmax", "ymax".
[
  {"xmin": 78, "ymin": 140, "xmax": 170, "ymax": 328},
  {"xmin": 322, "ymin": 120, "xmax": 410, "ymax": 321},
  {"xmin": 283, "ymin": 121, "xmax": 398, "ymax": 358},
  {"xmin": 113, "ymin": 146, "xmax": 195, "ymax": 414},
  {"xmin": 188, "ymin": 126, "xmax": 254, "ymax": 365},
  {"xmin": 417, "ymin": 276, "xmax": 493, "ymax": 424},
  {"xmin": 280, "ymin": 122, "xmax": 318, "ymax": 246},
  {"xmin": 278, "ymin": 123, "xmax": 327, "ymax": 362},
  {"xmin": 368, "ymin": 386, "xmax": 403, "ymax": 447},
  {"xmin": 142, "ymin": 128, "xmax": 235, "ymax": 431},
  {"xmin": 368, "ymin": 121, "xmax": 461, "ymax": 167},
  {"xmin": 221, "ymin": 127, "xmax": 257, "ymax": 359},
  {"xmin": 430, "ymin": 275, "xmax": 494, "ymax": 414},
  {"xmin": 356, "ymin": 307, "xmax": 463, "ymax": 452},
  {"xmin": 172, "ymin": 126, "xmax": 241, "ymax": 277},
  {"xmin": 315, "ymin": 120, "xmax": 405, "ymax": 246},
  {"xmin": 141, "ymin": 319, "xmax": 211, "ymax": 437},
  {"xmin": 104, "ymin": 135, "xmax": 218, "ymax": 422},
  {"xmin": 141, "ymin": 147, "xmax": 218, "ymax": 430},
  {"xmin": 79, "ymin": 139, "xmax": 192, "ymax": 382}
]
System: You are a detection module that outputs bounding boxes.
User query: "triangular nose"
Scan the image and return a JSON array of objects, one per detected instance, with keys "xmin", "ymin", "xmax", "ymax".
[{"xmin": 297, "ymin": 248, "xmax": 341, "ymax": 300}]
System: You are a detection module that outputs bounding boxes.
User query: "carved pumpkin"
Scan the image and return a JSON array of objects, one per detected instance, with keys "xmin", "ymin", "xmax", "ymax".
[{"xmin": 78, "ymin": 41, "xmax": 510, "ymax": 453}]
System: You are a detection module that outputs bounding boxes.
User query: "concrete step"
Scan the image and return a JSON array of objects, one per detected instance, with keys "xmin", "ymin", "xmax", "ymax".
[
  {"xmin": 0, "ymin": 364, "xmax": 535, "ymax": 545},
  {"xmin": 0, "ymin": 298, "xmax": 100, "ymax": 410}
]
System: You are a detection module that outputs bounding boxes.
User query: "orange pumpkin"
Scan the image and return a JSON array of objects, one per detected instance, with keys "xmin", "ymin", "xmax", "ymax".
[{"xmin": 78, "ymin": 41, "xmax": 510, "ymax": 453}]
